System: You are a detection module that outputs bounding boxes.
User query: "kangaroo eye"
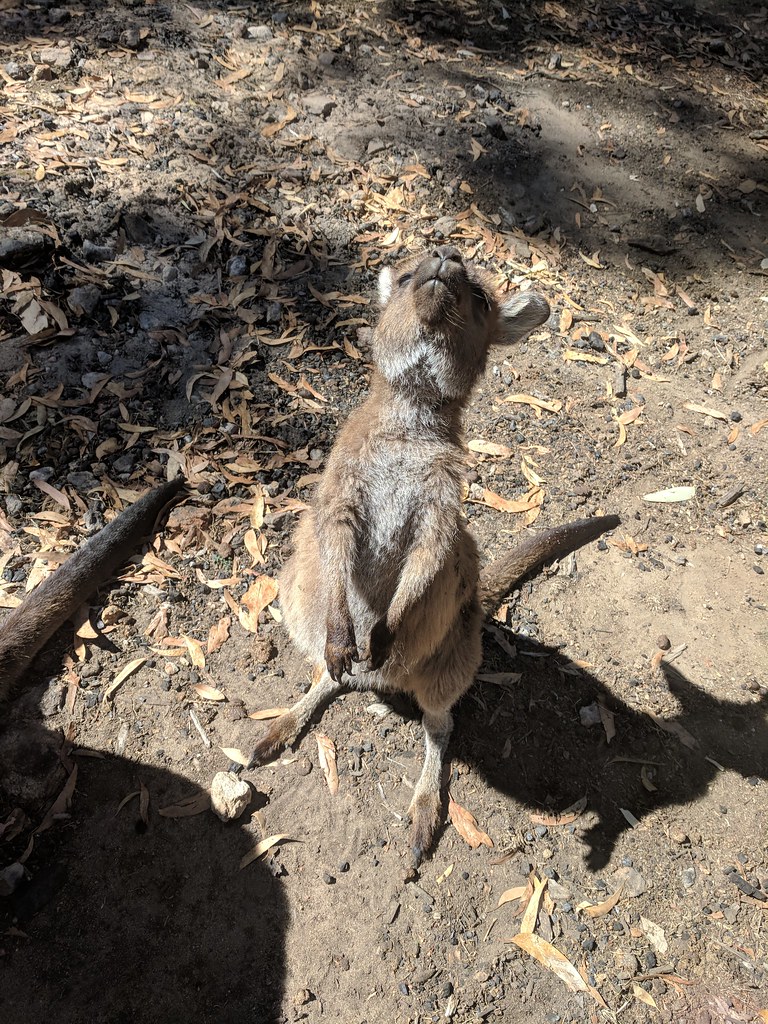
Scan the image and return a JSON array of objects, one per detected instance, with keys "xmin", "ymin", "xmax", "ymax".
[{"xmin": 397, "ymin": 272, "xmax": 413, "ymax": 287}]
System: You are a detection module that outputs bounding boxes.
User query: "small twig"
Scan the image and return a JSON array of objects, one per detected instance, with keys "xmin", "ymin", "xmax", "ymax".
[{"xmin": 189, "ymin": 708, "xmax": 211, "ymax": 748}]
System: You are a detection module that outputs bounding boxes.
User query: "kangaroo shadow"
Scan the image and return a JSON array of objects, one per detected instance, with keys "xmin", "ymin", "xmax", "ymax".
[
  {"xmin": 454, "ymin": 636, "xmax": 768, "ymax": 871},
  {"xmin": 0, "ymin": 699, "xmax": 287, "ymax": 1024}
]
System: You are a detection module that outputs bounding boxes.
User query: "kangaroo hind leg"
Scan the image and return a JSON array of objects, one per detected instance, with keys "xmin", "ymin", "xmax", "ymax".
[{"xmin": 248, "ymin": 670, "xmax": 342, "ymax": 768}]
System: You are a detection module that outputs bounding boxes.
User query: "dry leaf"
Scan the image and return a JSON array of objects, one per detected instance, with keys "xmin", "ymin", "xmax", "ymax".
[
  {"xmin": 520, "ymin": 874, "xmax": 547, "ymax": 934},
  {"xmin": 530, "ymin": 796, "xmax": 587, "ymax": 827},
  {"xmin": 641, "ymin": 764, "xmax": 657, "ymax": 792},
  {"xmin": 115, "ymin": 790, "xmax": 140, "ymax": 815},
  {"xmin": 468, "ymin": 439, "xmax": 514, "ymax": 457},
  {"xmin": 645, "ymin": 711, "xmax": 697, "ymax": 749},
  {"xmin": 578, "ymin": 250, "xmax": 603, "ymax": 269},
  {"xmin": 35, "ymin": 765, "xmax": 78, "ymax": 834},
  {"xmin": 102, "ymin": 658, "xmax": 146, "ymax": 701},
  {"xmin": 248, "ymin": 707, "xmax": 290, "ymax": 720},
  {"xmin": 220, "ymin": 746, "xmax": 250, "ymax": 766},
  {"xmin": 498, "ymin": 884, "xmax": 529, "ymax": 907},
  {"xmin": 599, "ymin": 704, "xmax": 615, "ymax": 744},
  {"xmin": 316, "ymin": 733, "xmax": 339, "ymax": 795},
  {"xmin": 448, "ymin": 794, "xmax": 493, "ymax": 849},
  {"xmin": 238, "ymin": 575, "xmax": 279, "ymax": 633},
  {"xmin": 632, "ymin": 983, "xmax": 657, "ymax": 1008},
  {"xmin": 583, "ymin": 884, "xmax": 623, "ymax": 918},
  {"xmin": 469, "ymin": 138, "xmax": 487, "ymax": 161},
  {"xmin": 139, "ymin": 781, "xmax": 149, "ymax": 824},
  {"xmin": 480, "ymin": 488, "xmax": 543, "ymax": 514},
  {"xmin": 683, "ymin": 401, "xmax": 727, "ymax": 421},
  {"xmin": 643, "ymin": 486, "xmax": 695, "ymax": 503},
  {"xmin": 502, "ymin": 394, "xmax": 562, "ymax": 417},
  {"xmin": 563, "ymin": 349, "xmax": 610, "ymax": 365},
  {"xmin": 193, "ymin": 683, "xmax": 226, "ymax": 701},
  {"xmin": 240, "ymin": 834, "xmax": 292, "ymax": 869},
  {"xmin": 436, "ymin": 863, "xmax": 454, "ymax": 884},
  {"xmin": 158, "ymin": 792, "xmax": 210, "ymax": 817},
  {"xmin": 640, "ymin": 916, "xmax": 668, "ymax": 955},
  {"xmin": 509, "ymin": 933, "xmax": 596, "ymax": 999},
  {"xmin": 207, "ymin": 615, "xmax": 231, "ymax": 654},
  {"xmin": 183, "ymin": 635, "xmax": 206, "ymax": 669},
  {"xmin": 31, "ymin": 477, "xmax": 71, "ymax": 510}
]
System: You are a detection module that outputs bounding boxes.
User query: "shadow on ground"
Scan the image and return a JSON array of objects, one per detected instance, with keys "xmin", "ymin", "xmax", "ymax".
[{"xmin": 0, "ymin": 703, "xmax": 286, "ymax": 1024}]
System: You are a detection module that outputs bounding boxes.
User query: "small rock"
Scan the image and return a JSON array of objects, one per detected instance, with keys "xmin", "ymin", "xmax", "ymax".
[
  {"xmin": 82, "ymin": 239, "xmax": 115, "ymax": 262},
  {"xmin": 5, "ymin": 495, "xmax": 23, "ymax": 517},
  {"xmin": 0, "ymin": 228, "xmax": 54, "ymax": 270},
  {"xmin": 4, "ymin": 61, "xmax": 28, "ymax": 81},
  {"xmin": 303, "ymin": 93, "xmax": 336, "ymax": 117},
  {"xmin": 67, "ymin": 284, "xmax": 102, "ymax": 316},
  {"xmin": 40, "ymin": 682, "xmax": 66, "ymax": 717},
  {"xmin": 0, "ymin": 862, "xmax": 25, "ymax": 896},
  {"xmin": 322, "ymin": 871, "xmax": 336, "ymax": 885},
  {"xmin": 122, "ymin": 212, "xmax": 154, "ymax": 244},
  {"xmin": 681, "ymin": 867, "xmax": 696, "ymax": 888},
  {"xmin": 119, "ymin": 28, "xmax": 141, "ymax": 49},
  {"xmin": 48, "ymin": 8, "xmax": 71, "ymax": 24},
  {"xmin": 484, "ymin": 116, "xmax": 507, "ymax": 140},
  {"xmin": 579, "ymin": 702, "xmax": 601, "ymax": 727},
  {"xmin": 656, "ymin": 634, "xmax": 671, "ymax": 651},
  {"xmin": 612, "ymin": 865, "xmax": 647, "ymax": 897},
  {"xmin": 246, "ymin": 24, "xmax": 273, "ymax": 40},
  {"xmin": 729, "ymin": 410, "xmax": 742, "ymax": 422},
  {"xmin": 210, "ymin": 771, "xmax": 252, "ymax": 821},
  {"xmin": 38, "ymin": 43, "xmax": 74, "ymax": 69},
  {"xmin": 66, "ymin": 471, "xmax": 100, "ymax": 492}
]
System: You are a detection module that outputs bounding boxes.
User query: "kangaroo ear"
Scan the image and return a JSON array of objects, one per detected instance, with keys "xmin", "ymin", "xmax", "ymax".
[
  {"xmin": 497, "ymin": 292, "xmax": 551, "ymax": 344},
  {"xmin": 378, "ymin": 266, "xmax": 395, "ymax": 307}
]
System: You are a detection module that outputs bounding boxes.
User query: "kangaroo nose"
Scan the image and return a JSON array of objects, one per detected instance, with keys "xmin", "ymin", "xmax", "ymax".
[{"xmin": 431, "ymin": 245, "xmax": 462, "ymax": 264}]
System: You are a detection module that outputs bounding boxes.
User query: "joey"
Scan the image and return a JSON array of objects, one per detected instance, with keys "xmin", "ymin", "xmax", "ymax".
[{"xmin": 248, "ymin": 246, "xmax": 618, "ymax": 866}]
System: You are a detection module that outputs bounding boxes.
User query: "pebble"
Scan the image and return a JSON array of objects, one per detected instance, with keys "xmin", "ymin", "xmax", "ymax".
[
  {"xmin": 338, "ymin": 860, "xmax": 350, "ymax": 873},
  {"xmin": 681, "ymin": 867, "xmax": 696, "ymax": 888},
  {"xmin": 303, "ymin": 93, "xmax": 337, "ymax": 117},
  {"xmin": 210, "ymin": 772, "xmax": 251, "ymax": 821},
  {"xmin": 398, "ymin": 982, "xmax": 409, "ymax": 996},
  {"xmin": 322, "ymin": 872, "xmax": 336, "ymax": 885}
]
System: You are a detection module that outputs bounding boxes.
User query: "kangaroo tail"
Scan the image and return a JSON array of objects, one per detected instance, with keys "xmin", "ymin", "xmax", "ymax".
[
  {"xmin": 0, "ymin": 475, "xmax": 186, "ymax": 702},
  {"xmin": 479, "ymin": 514, "xmax": 620, "ymax": 616}
]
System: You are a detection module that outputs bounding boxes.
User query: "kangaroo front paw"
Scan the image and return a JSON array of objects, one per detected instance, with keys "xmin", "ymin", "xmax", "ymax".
[
  {"xmin": 324, "ymin": 620, "xmax": 358, "ymax": 682},
  {"xmin": 364, "ymin": 618, "xmax": 394, "ymax": 671}
]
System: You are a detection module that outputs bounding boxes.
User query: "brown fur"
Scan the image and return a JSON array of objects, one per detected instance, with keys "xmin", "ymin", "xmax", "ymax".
[
  {"xmin": 248, "ymin": 247, "xmax": 619, "ymax": 865},
  {"xmin": 0, "ymin": 476, "xmax": 186, "ymax": 704}
]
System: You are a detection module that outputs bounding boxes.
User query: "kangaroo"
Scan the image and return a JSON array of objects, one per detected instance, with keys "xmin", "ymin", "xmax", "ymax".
[
  {"xmin": 247, "ymin": 246, "xmax": 619, "ymax": 866},
  {"xmin": 0, "ymin": 475, "xmax": 186, "ymax": 704}
]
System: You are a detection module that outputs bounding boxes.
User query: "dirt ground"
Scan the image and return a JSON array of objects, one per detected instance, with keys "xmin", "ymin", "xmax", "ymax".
[{"xmin": 1, "ymin": 0, "xmax": 767, "ymax": 1021}]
